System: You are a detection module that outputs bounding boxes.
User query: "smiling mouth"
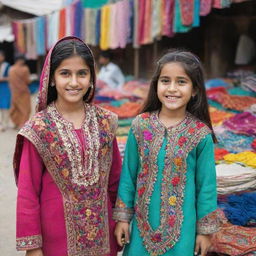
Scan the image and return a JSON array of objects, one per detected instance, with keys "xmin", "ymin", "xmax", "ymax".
[{"xmin": 165, "ymin": 95, "xmax": 180, "ymax": 99}]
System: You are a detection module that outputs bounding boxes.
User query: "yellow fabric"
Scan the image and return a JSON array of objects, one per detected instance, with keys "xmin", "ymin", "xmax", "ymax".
[
  {"xmin": 224, "ymin": 152, "xmax": 256, "ymax": 168},
  {"xmin": 100, "ymin": 5, "xmax": 111, "ymax": 50}
]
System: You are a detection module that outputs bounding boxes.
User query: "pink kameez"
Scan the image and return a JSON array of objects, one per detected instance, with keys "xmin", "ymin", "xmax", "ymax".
[
  {"xmin": 14, "ymin": 36, "xmax": 122, "ymax": 256},
  {"xmin": 16, "ymin": 122, "xmax": 121, "ymax": 256}
]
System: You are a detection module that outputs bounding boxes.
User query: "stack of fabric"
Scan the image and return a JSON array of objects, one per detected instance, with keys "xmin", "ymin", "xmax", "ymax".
[{"xmin": 206, "ymin": 77, "xmax": 256, "ymax": 256}]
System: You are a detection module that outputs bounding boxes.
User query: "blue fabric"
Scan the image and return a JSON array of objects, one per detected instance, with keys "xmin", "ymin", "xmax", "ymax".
[
  {"xmin": 205, "ymin": 78, "xmax": 231, "ymax": 89},
  {"xmin": 218, "ymin": 192, "xmax": 256, "ymax": 226},
  {"xmin": 228, "ymin": 87, "xmax": 256, "ymax": 97},
  {"xmin": 0, "ymin": 63, "xmax": 11, "ymax": 109},
  {"xmin": 35, "ymin": 16, "xmax": 46, "ymax": 56},
  {"xmin": 74, "ymin": 1, "xmax": 83, "ymax": 38},
  {"xmin": 95, "ymin": 9, "xmax": 101, "ymax": 45},
  {"xmin": 29, "ymin": 81, "xmax": 39, "ymax": 94}
]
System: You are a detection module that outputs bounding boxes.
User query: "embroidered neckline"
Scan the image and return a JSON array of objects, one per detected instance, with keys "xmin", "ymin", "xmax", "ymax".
[{"xmin": 48, "ymin": 103, "xmax": 100, "ymax": 186}]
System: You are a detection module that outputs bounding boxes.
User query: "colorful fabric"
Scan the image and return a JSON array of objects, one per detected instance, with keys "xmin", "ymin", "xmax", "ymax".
[
  {"xmin": 223, "ymin": 152, "xmax": 256, "ymax": 168},
  {"xmin": 207, "ymin": 87, "xmax": 256, "ymax": 111},
  {"xmin": 162, "ymin": 0, "xmax": 175, "ymax": 37},
  {"xmin": 214, "ymin": 148, "xmax": 230, "ymax": 161},
  {"xmin": 216, "ymin": 163, "xmax": 256, "ymax": 195},
  {"xmin": 209, "ymin": 107, "xmax": 235, "ymax": 126},
  {"xmin": 113, "ymin": 112, "xmax": 219, "ymax": 256},
  {"xmin": 35, "ymin": 16, "xmax": 46, "ymax": 55},
  {"xmin": 214, "ymin": 126, "xmax": 254, "ymax": 153},
  {"xmin": 218, "ymin": 192, "xmax": 256, "ymax": 226},
  {"xmin": 100, "ymin": 5, "xmax": 111, "ymax": 50},
  {"xmin": 210, "ymin": 216, "xmax": 256, "ymax": 256},
  {"xmin": 200, "ymin": 0, "xmax": 212, "ymax": 16},
  {"xmin": 223, "ymin": 112, "xmax": 256, "ymax": 136}
]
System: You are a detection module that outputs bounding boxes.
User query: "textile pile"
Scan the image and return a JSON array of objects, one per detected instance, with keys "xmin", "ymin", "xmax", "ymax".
[{"xmin": 206, "ymin": 76, "xmax": 256, "ymax": 256}]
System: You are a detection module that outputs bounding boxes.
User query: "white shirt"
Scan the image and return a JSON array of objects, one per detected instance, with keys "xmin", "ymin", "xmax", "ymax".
[{"xmin": 98, "ymin": 62, "xmax": 125, "ymax": 89}]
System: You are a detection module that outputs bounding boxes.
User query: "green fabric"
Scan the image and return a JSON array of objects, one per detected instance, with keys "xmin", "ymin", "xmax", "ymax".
[
  {"xmin": 228, "ymin": 87, "xmax": 256, "ymax": 97},
  {"xmin": 118, "ymin": 118, "xmax": 134, "ymax": 127},
  {"xmin": 81, "ymin": 0, "xmax": 108, "ymax": 8},
  {"xmin": 173, "ymin": 0, "xmax": 200, "ymax": 33},
  {"xmin": 118, "ymin": 130, "xmax": 217, "ymax": 256}
]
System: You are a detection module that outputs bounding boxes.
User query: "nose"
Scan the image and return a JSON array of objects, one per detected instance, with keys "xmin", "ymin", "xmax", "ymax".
[
  {"xmin": 167, "ymin": 81, "xmax": 177, "ymax": 91},
  {"xmin": 70, "ymin": 75, "xmax": 78, "ymax": 87}
]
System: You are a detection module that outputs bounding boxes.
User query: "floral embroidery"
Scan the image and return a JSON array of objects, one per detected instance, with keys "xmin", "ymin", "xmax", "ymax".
[
  {"xmin": 16, "ymin": 235, "xmax": 42, "ymax": 251},
  {"xmin": 17, "ymin": 104, "xmax": 117, "ymax": 256},
  {"xmin": 169, "ymin": 196, "xmax": 177, "ymax": 206},
  {"xmin": 143, "ymin": 130, "xmax": 153, "ymax": 141},
  {"xmin": 171, "ymin": 177, "xmax": 180, "ymax": 186},
  {"xmin": 131, "ymin": 111, "xmax": 211, "ymax": 256},
  {"xmin": 168, "ymin": 215, "xmax": 176, "ymax": 227}
]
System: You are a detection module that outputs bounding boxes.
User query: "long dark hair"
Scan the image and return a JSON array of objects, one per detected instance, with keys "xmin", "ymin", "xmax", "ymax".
[
  {"xmin": 47, "ymin": 39, "xmax": 96, "ymax": 105},
  {"xmin": 141, "ymin": 49, "xmax": 216, "ymax": 142}
]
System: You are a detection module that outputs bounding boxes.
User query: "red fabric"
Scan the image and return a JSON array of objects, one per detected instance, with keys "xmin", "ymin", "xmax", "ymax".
[
  {"xmin": 214, "ymin": 148, "xmax": 230, "ymax": 161},
  {"xmin": 59, "ymin": 8, "xmax": 66, "ymax": 39}
]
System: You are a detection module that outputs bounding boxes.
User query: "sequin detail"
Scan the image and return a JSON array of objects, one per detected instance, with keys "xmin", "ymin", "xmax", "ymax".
[{"xmin": 16, "ymin": 235, "xmax": 42, "ymax": 251}]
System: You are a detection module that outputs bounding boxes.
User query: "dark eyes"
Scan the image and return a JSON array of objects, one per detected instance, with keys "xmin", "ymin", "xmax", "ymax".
[
  {"xmin": 59, "ymin": 70, "xmax": 88, "ymax": 76},
  {"xmin": 159, "ymin": 79, "xmax": 187, "ymax": 85}
]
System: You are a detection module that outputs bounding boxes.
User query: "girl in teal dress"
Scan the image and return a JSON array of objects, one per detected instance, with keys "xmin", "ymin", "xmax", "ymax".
[{"xmin": 113, "ymin": 50, "xmax": 221, "ymax": 256}]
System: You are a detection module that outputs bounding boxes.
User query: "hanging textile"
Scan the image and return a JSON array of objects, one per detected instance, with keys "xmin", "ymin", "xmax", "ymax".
[
  {"xmin": 25, "ymin": 20, "xmax": 37, "ymax": 60},
  {"xmin": 35, "ymin": 16, "xmax": 46, "ymax": 56},
  {"xmin": 151, "ymin": 0, "xmax": 162, "ymax": 39},
  {"xmin": 162, "ymin": 0, "xmax": 175, "ymax": 37},
  {"xmin": 173, "ymin": 0, "xmax": 200, "ymax": 33},
  {"xmin": 109, "ymin": 3, "xmax": 118, "ymax": 49},
  {"xmin": 47, "ymin": 11, "xmax": 59, "ymax": 50},
  {"xmin": 200, "ymin": 0, "xmax": 212, "ymax": 16},
  {"xmin": 100, "ymin": 5, "xmax": 111, "ymax": 50},
  {"xmin": 81, "ymin": 0, "xmax": 108, "ymax": 8},
  {"xmin": 180, "ymin": 0, "xmax": 194, "ymax": 26},
  {"xmin": 59, "ymin": 9, "xmax": 66, "ymax": 39},
  {"xmin": 74, "ymin": 0, "xmax": 83, "ymax": 38},
  {"xmin": 116, "ymin": 0, "xmax": 131, "ymax": 48}
]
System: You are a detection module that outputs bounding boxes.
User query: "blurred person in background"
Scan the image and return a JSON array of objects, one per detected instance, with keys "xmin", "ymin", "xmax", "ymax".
[
  {"xmin": 0, "ymin": 50, "xmax": 11, "ymax": 131},
  {"xmin": 98, "ymin": 50, "xmax": 125, "ymax": 89},
  {"xmin": 9, "ymin": 55, "xmax": 31, "ymax": 129}
]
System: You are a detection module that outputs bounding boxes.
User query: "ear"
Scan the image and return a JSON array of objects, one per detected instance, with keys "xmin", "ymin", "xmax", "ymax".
[{"xmin": 192, "ymin": 88, "xmax": 197, "ymax": 97}]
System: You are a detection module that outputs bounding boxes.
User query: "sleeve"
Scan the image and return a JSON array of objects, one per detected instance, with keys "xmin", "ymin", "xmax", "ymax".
[
  {"xmin": 112, "ymin": 129, "xmax": 140, "ymax": 222},
  {"xmin": 16, "ymin": 138, "xmax": 44, "ymax": 250},
  {"xmin": 195, "ymin": 134, "xmax": 221, "ymax": 235},
  {"xmin": 108, "ymin": 137, "xmax": 122, "ymax": 208}
]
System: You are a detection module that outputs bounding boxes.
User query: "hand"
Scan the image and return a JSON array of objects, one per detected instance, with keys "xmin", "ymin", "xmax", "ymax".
[
  {"xmin": 114, "ymin": 221, "xmax": 130, "ymax": 247},
  {"xmin": 194, "ymin": 234, "xmax": 211, "ymax": 256},
  {"xmin": 25, "ymin": 248, "xmax": 44, "ymax": 256}
]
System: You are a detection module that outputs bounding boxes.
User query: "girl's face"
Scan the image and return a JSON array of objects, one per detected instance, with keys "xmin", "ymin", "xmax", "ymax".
[
  {"xmin": 157, "ymin": 62, "xmax": 195, "ymax": 115},
  {"xmin": 53, "ymin": 55, "xmax": 91, "ymax": 106}
]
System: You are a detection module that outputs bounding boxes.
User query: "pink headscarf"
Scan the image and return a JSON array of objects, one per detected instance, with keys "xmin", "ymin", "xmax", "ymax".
[{"xmin": 36, "ymin": 36, "xmax": 96, "ymax": 112}]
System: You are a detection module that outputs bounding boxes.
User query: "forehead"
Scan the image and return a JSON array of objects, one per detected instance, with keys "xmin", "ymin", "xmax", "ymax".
[
  {"xmin": 160, "ymin": 62, "xmax": 188, "ymax": 77},
  {"xmin": 57, "ymin": 55, "xmax": 89, "ymax": 69}
]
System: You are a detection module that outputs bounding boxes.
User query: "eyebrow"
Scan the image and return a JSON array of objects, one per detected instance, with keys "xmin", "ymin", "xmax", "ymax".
[
  {"xmin": 58, "ymin": 68, "xmax": 90, "ymax": 72},
  {"xmin": 159, "ymin": 75, "xmax": 189, "ymax": 80}
]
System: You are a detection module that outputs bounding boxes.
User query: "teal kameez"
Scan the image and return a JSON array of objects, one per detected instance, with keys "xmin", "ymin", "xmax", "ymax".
[{"xmin": 113, "ymin": 112, "xmax": 220, "ymax": 256}]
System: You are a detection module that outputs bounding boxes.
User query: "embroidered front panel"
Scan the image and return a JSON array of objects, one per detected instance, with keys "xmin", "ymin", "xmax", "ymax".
[
  {"xmin": 19, "ymin": 104, "xmax": 117, "ymax": 256},
  {"xmin": 16, "ymin": 235, "xmax": 42, "ymax": 251},
  {"xmin": 132, "ymin": 112, "xmax": 211, "ymax": 256}
]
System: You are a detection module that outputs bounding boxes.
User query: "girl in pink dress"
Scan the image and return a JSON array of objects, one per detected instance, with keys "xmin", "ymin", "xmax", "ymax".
[{"xmin": 13, "ymin": 36, "xmax": 122, "ymax": 256}]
